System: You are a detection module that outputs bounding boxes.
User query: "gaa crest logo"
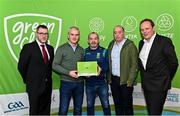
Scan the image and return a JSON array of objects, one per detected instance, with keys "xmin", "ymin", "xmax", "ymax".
[
  {"xmin": 4, "ymin": 13, "xmax": 62, "ymax": 62},
  {"xmin": 89, "ymin": 17, "xmax": 105, "ymax": 41},
  {"xmin": 89, "ymin": 17, "xmax": 104, "ymax": 33}
]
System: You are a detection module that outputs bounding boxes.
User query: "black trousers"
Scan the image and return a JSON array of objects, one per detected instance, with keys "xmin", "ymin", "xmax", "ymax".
[
  {"xmin": 110, "ymin": 76, "xmax": 134, "ymax": 115},
  {"xmin": 143, "ymin": 90, "xmax": 167, "ymax": 115},
  {"xmin": 28, "ymin": 83, "xmax": 52, "ymax": 115}
]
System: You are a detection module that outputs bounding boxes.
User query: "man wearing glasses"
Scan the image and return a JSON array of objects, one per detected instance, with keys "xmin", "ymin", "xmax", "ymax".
[{"xmin": 18, "ymin": 25, "xmax": 54, "ymax": 115}]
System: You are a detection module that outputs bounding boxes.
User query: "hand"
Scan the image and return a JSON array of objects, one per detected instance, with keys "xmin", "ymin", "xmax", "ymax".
[
  {"xmin": 108, "ymin": 80, "xmax": 112, "ymax": 85},
  {"xmin": 69, "ymin": 70, "xmax": 78, "ymax": 78},
  {"xmin": 97, "ymin": 65, "xmax": 102, "ymax": 76}
]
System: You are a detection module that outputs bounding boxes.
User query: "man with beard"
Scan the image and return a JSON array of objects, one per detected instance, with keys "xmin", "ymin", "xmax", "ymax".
[{"xmin": 84, "ymin": 32, "xmax": 111, "ymax": 115}]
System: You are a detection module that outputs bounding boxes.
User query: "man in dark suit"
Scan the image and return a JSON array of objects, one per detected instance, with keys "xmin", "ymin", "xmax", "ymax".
[
  {"xmin": 18, "ymin": 25, "xmax": 54, "ymax": 115},
  {"xmin": 138, "ymin": 18, "xmax": 178, "ymax": 115}
]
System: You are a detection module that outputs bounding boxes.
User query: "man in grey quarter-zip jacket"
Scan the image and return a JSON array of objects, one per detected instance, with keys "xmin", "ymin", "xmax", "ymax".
[{"xmin": 53, "ymin": 26, "xmax": 84, "ymax": 115}]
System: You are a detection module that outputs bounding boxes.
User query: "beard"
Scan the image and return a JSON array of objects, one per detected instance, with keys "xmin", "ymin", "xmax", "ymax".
[{"xmin": 89, "ymin": 42, "xmax": 98, "ymax": 49}]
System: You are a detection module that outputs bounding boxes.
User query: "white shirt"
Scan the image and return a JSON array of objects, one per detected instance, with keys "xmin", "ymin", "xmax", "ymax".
[
  {"xmin": 139, "ymin": 33, "xmax": 156, "ymax": 70},
  {"xmin": 68, "ymin": 41, "xmax": 77, "ymax": 52},
  {"xmin": 111, "ymin": 39, "xmax": 127, "ymax": 76},
  {"xmin": 36, "ymin": 40, "xmax": 50, "ymax": 60}
]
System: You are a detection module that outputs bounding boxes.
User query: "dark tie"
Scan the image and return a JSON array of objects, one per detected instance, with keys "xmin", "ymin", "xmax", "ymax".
[{"xmin": 40, "ymin": 45, "xmax": 48, "ymax": 64}]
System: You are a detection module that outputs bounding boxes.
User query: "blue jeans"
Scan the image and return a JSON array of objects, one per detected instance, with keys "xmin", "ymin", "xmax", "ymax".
[
  {"xmin": 86, "ymin": 82, "xmax": 111, "ymax": 115},
  {"xmin": 59, "ymin": 80, "xmax": 84, "ymax": 115}
]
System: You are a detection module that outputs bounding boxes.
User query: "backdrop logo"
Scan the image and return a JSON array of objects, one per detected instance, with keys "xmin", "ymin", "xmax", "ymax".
[
  {"xmin": 89, "ymin": 17, "xmax": 104, "ymax": 33},
  {"xmin": 4, "ymin": 101, "xmax": 28, "ymax": 113},
  {"xmin": 89, "ymin": 17, "xmax": 105, "ymax": 41},
  {"xmin": 156, "ymin": 13, "xmax": 174, "ymax": 31},
  {"xmin": 4, "ymin": 13, "xmax": 62, "ymax": 62},
  {"xmin": 121, "ymin": 16, "xmax": 137, "ymax": 32}
]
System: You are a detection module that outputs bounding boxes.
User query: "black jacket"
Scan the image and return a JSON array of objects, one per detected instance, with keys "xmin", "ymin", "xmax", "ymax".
[
  {"xmin": 138, "ymin": 34, "xmax": 178, "ymax": 92},
  {"xmin": 18, "ymin": 41, "xmax": 54, "ymax": 94}
]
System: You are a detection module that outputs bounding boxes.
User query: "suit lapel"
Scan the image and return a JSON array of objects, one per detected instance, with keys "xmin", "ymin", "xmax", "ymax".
[
  {"xmin": 139, "ymin": 40, "xmax": 145, "ymax": 70},
  {"xmin": 34, "ymin": 41, "xmax": 46, "ymax": 64},
  {"xmin": 46, "ymin": 44, "xmax": 54, "ymax": 65},
  {"xmin": 146, "ymin": 35, "xmax": 159, "ymax": 69},
  {"xmin": 46, "ymin": 45, "xmax": 51, "ymax": 59},
  {"xmin": 139, "ymin": 40, "xmax": 144, "ymax": 52}
]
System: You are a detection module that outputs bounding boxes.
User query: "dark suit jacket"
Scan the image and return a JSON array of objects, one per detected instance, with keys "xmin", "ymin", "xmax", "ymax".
[
  {"xmin": 18, "ymin": 41, "xmax": 54, "ymax": 94},
  {"xmin": 138, "ymin": 34, "xmax": 178, "ymax": 92}
]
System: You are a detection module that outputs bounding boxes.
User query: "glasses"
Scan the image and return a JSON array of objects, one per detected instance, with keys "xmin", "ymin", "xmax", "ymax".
[{"xmin": 37, "ymin": 32, "xmax": 48, "ymax": 36}]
